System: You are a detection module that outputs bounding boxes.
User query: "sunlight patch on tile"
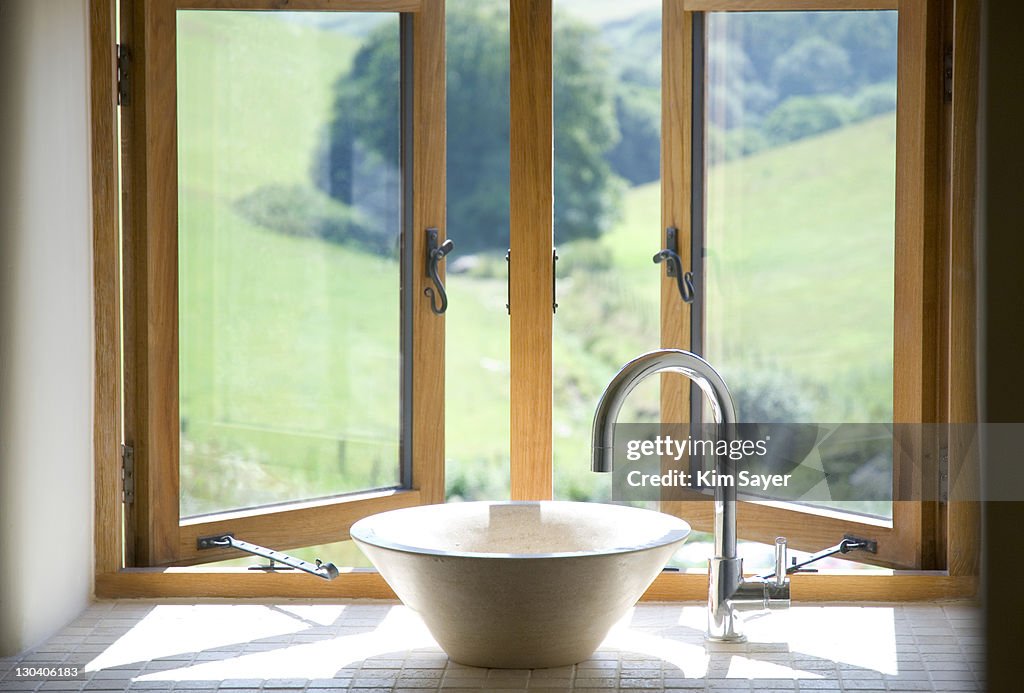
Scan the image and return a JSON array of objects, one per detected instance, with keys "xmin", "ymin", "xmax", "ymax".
[
  {"xmin": 275, "ymin": 604, "xmax": 348, "ymax": 626},
  {"xmin": 85, "ymin": 605, "xmax": 317, "ymax": 671},
  {"xmin": 725, "ymin": 654, "xmax": 820, "ymax": 679},
  {"xmin": 25, "ymin": 600, "xmax": 972, "ymax": 691},
  {"xmin": 602, "ymin": 627, "xmax": 710, "ymax": 678},
  {"xmin": 784, "ymin": 606, "xmax": 899, "ymax": 675},
  {"xmin": 675, "ymin": 604, "xmax": 715, "ymax": 633},
  {"xmin": 132, "ymin": 606, "xmax": 435, "ymax": 681}
]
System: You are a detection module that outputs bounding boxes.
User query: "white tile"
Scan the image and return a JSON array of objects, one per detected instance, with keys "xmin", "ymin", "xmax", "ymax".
[
  {"xmin": 571, "ymin": 677, "xmax": 617, "ymax": 688},
  {"xmin": 929, "ymin": 681, "xmax": 981, "ymax": 692},
  {"xmin": 887, "ymin": 682, "xmax": 934, "ymax": 691},
  {"xmin": 836, "ymin": 681, "xmax": 886, "ymax": 691},
  {"xmin": 5, "ymin": 600, "xmax": 984, "ymax": 692}
]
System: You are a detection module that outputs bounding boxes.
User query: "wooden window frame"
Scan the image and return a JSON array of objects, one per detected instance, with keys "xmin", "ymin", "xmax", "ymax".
[
  {"xmin": 91, "ymin": 0, "xmax": 979, "ymax": 599},
  {"xmin": 501, "ymin": 0, "xmax": 978, "ymax": 595},
  {"xmin": 93, "ymin": 0, "xmax": 447, "ymax": 589},
  {"xmin": 659, "ymin": 0, "xmax": 932, "ymax": 571},
  {"xmin": 656, "ymin": 0, "xmax": 979, "ymax": 585}
]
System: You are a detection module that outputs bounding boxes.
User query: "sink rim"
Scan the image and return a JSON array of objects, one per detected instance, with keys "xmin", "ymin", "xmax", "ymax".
[{"xmin": 350, "ymin": 500, "xmax": 691, "ymax": 560}]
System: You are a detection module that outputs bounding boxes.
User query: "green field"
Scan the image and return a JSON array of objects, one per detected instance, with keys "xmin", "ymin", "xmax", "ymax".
[
  {"xmin": 177, "ymin": 11, "xmax": 401, "ymax": 515},
  {"xmin": 176, "ymin": 12, "xmax": 896, "ymax": 527}
]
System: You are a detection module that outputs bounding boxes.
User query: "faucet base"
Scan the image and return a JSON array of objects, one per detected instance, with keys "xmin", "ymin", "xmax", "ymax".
[
  {"xmin": 707, "ymin": 556, "xmax": 791, "ymax": 641},
  {"xmin": 704, "ymin": 632, "xmax": 748, "ymax": 643},
  {"xmin": 707, "ymin": 556, "xmax": 746, "ymax": 641}
]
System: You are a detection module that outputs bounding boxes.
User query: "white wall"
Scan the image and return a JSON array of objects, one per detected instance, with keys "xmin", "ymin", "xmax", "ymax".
[{"xmin": 0, "ymin": 0, "xmax": 95, "ymax": 657}]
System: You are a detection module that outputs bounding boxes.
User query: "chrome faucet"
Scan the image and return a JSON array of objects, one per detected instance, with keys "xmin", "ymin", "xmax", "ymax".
[{"xmin": 591, "ymin": 349, "xmax": 790, "ymax": 641}]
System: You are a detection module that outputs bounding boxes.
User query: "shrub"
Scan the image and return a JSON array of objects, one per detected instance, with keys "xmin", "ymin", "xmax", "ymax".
[
  {"xmin": 234, "ymin": 184, "xmax": 393, "ymax": 255},
  {"xmin": 762, "ymin": 95, "xmax": 848, "ymax": 144},
  {"xmin": 854, "ymin": 81, "xmax": 897, "ymax": 120},
  {"xmin": 707, "ymin": 126, "xmax": 770, "ymax": 164},
  {"xmin": 725, "ymin": 365, "xmax": 816, "ymax": 424},
  {"xmin": 556, "ymin": 239, "xmax": 614, "ymax": 277}
]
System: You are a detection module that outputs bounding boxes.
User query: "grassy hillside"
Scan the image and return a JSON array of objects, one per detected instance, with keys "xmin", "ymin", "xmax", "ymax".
[
  {"xmin": 176, "ymin": 10, "xmax": 515, "ymax": 513},
  {"xmin": 177, "ymin": 11, "xmax": 364, "ymax": 196},
  {"xmin": 554, "ymin": 112, "xmax": 895, "ymax": 393},
  {"xmin": 704, "ymin": 113, "xmax": 896, "ymax": 421},
  {"xmin": 551, "ymin": 114, "xmax": 896, "ymax": 500},
  {"xmin": 175, "ymin": 11, "xmax": 896, "ymax": 523},
  {"xmin": 177, "ymin": 12, "xmax": 397, "ymax": 515}
]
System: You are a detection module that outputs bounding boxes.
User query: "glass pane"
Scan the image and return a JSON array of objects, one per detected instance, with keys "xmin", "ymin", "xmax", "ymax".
[
  {"xmin": 702, "ymin": 11, "xmax": 898, "ymax": 518},
  {"xmin": 444, "ymin": 0, "xmax": 512, "ymax": 501},
  {"xmin": 177, "ymin": 11, "xmax": 402, "ymax": 517},
  {"xmin": 552, "ymin": 0, "xmax": 663, "ymax": 502}
]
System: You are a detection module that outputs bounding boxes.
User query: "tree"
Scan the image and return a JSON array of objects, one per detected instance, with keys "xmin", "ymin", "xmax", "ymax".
[
  {"xmin": 606, "ymin": 85, "xmax": 660, "ymax": 186},
  {"xmin": 729, "ymin": 12, "xmax": 816, "ymax": 88},
  {"xmin": 771, "ymin": 36, "xmax": 853, "ymax": 99},
  {"xmin": 820, "ymin": 11, "xmax": 898, "ymax": 86},
  {"xmin": 763, "ymin": 95, "xmax": 848, "ymax": 144},
  {"xmin": 552, "ymin": 15, "xmax": 623, "ymax": 243},
  {"xmin": 316, "ymin": 0, "xmax": 623, "ymax": 254}
]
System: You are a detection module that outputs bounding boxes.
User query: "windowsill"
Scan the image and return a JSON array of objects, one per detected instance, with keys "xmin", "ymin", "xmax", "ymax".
[{"xmin": 3, "ymin": 599, "xmax": 981, "ymax": 691}]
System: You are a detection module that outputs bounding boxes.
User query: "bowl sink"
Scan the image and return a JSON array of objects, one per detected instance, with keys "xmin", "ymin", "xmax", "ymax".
[{"xmin": 350, "ymin": 500, "xmax": 690, "ymax": 668}]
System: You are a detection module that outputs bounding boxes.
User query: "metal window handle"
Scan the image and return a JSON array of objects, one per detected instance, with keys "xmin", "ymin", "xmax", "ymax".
[
  {"xmin": 424, "ymin": 228, "xmax": 454, "ymax": 315},
  {"xmin": 758, "ymin": 534, "xmax": 877, "ymax": 581},
  {"xmin": 197, "ymin": 533, "xmax": 339, "ymax": 581},
  {"xmin": 653, "ymin": 248, "xmax": 695, "ymax": 304},
  {"xmin": 655, "ymin": 227, "xmax": 695, "ymax": 304}
]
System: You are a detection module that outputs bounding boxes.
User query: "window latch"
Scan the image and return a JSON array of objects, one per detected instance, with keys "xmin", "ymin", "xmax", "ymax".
[
  {"xmin": 424, "ymin": 227, "xmax": 454, "ymax": 315},
  {"xmin": 758, "ymin": 535, "xmax": 877, "ymax": 579},
  {"xmin": 654, "ymin": 227, "xmax": 695, "ymax": 304}
]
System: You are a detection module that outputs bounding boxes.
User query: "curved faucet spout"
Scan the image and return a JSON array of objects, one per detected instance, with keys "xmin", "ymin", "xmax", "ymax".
[
  {"xmin": 590, "ymin": 349, "xmax": 737, "ymax": 473},
  {"xmin": 590, "ymin": 348, "xmax": 789, "ymax": 643},
  {"xmin": 590, "ymin": 349, "xmax": 740, "ymax": 564}
]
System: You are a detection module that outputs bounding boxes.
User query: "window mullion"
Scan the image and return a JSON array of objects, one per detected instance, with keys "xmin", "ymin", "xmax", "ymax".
[{"xmin": 509, "ymin": 0, "xmax": 555, "ymax": 501}]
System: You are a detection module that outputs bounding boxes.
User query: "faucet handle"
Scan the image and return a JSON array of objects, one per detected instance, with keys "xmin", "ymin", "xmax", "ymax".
[{"xmin": 774, "ymin": 537, "xmax": 788, "ymax": 586}]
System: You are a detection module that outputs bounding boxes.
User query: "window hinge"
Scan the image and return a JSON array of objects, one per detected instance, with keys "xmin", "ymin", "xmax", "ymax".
[
  {"xmin": 938, "ymin": 444, "xmax": 949, "ymax": 503},
  {"xmin": 116, "ymin": 43, "xmax": 131, "ymax": 107},
  {"xmin": 943, "ymin": 45, "xmax": 953, "ymax": 103},
  {"xmin": 552, "ymin": 248, "xmax": 559, "ymax": 314},
  {"xmin": 121, "ymin": 443, "xmax": 135, "ymax": 505}
]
